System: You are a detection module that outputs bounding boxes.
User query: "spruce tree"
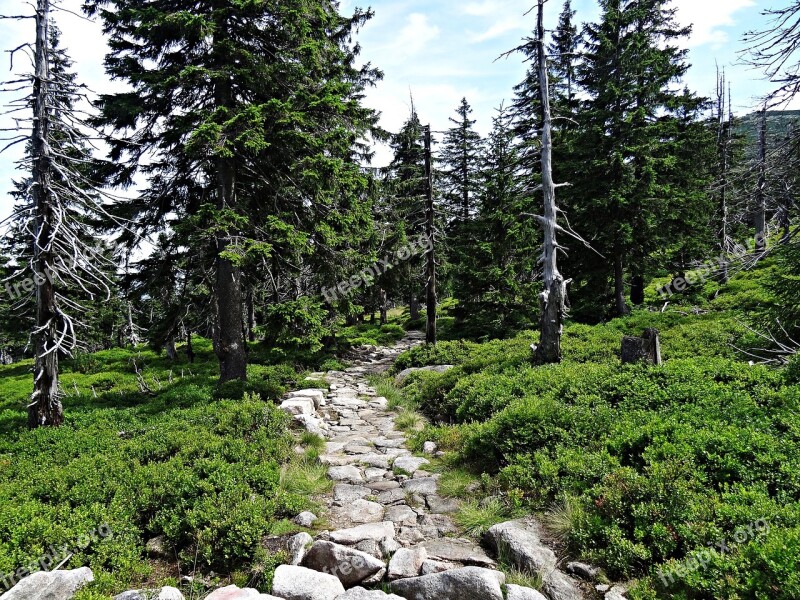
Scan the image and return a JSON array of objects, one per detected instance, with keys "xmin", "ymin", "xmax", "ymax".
[{"xmin": 87, "ymin": 0, "xmax": 381, "ymax": 380}]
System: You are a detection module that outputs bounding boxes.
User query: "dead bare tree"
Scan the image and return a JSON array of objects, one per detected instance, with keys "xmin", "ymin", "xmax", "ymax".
[
  {"xmin": 744, "ymin": 2, "xmax": 800, "ymax": 105},
  {"xmin": 533, "ymin": 0, "xmax": 567, "ymax": 365},
  {"xmin": 423, "ymin": 124, "xmax": 437, "ymax": 345},
  {"xmin": 1, "ymin": 2, "xmax": 114, "ymax": 427},
  {"xmin": 756, "ymin": 106, "xmax": 768, "ymax": 252}
]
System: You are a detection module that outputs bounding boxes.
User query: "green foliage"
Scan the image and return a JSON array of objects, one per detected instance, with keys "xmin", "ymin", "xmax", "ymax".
[{"xmin": 0, "ymin": 342, "xmax": 301, "ymax": 595}]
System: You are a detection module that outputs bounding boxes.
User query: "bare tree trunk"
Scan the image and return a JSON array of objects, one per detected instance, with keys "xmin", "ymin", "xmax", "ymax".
[
  {"xmin": 29, "ymin": 0, "xmax": 63, "ymax": 428},
  {"xmin": 379, "ymin": 289, "xmax": 388, "ymax": 325},
  {"xmin": 213, "ymin": 24, "xmax": 247, "ymax": 382},
  {"xmin": 756, "ymin": 106, "xmax": 768, "ymax": 252},
  {"xmin": 716, "ymin": 71, "xmax": 730, "ymax": 282},
  {"xmin": 534, "ymin": 0, "xmax": 566, "ymax": 365},
  {"xmin": 424, "ymin": 125, "xmax": 437, "ymax": 345},
  {"xmin": 186, "ymin": 330, "xmax": 195, "ymax": 364},
  {"xmin": 166, "ymin": 336, "xmax": 177, "ymax": 361}
]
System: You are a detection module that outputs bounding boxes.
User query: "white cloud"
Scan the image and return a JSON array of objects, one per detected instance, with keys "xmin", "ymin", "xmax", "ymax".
[
  {"xmin": 389, "ymin": 13, "xmax": 441, "ymax": 58},
  {"xmin": 470, "ymin": 18, "xmax": 526, "ymax": 43},
  {"xmin": 672, "ymin": 0, "xmax": 756, "ymax": 48}
]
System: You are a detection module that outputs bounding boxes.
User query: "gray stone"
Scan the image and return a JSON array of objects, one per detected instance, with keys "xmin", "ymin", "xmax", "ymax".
[
  {"xmin": 293, "ymin": 512, "xmax": 319, "ymax": 528},
  {"xmin": 368, "ymin": 480, "xmax": 401, "ymax": 492},
  {"xmin": 364, "ymin": 468, "xmax": 388, "ymax": 482},
  {"xmin": 289, "ymin": 389, "xmax": 326, "ymax": 408},
  {"xmin": 354, "ymin": 539, "xmax": 382, "ymax": 559},
  {"xmin": 487, "ymin": 520, "xmax": 556, "ymax": 573},
  {"xmin": 379, "ymin": 537, "xmax": 401, "ymax": 558},
  {"xmin": 418, "ymin": 514, "xmax": 458, "ymax": 536},
  {"xmin": 114, "ymin": 589, "xmax": 185, "ymax": 600},
  {"xmin": 422, "ymin": 442, "xmax": 437, "ymax": 455},
  {"xmin": 359, "ymin": 454, "xmax": 392, "ymax": 469},
  {"xmin": 205, "ymin": 586, "xmax": 283, "ymax": 599},
  {"xmin": 280, "ymin": 398, "xmax": 315, "ymax": 416},
  {"xmin": 386, "ymin": 504, "xmax": 418, "ymax": 526},
  {"xmin": 426, "ymin": 495, "xmax": 459, "ymax": 514},
  {"xmin": 400, "ymin": 478, "xmax": 437, "ymax": 495},
  {"xmin": 378, "ymin": 488, "xmax": 409, "ymax": 506},
  {"xmin": 541, "ymin": 569, "xmax": 584, "ymax": 600},
  {"xmin": 567, "ymin": 561, "xmax": 600, "ymax": 580},
  {"xmin": 334, "ymin": 499, "xmax": 385, "ymax": 524},
  {"xmin": 146, "ymin": 534, "xmax": 170, "ymax": 559},
  {"xmin": 605, "ymin": 585, "xmax": 628, "ymax": 600},
  {"xmin": 389, "ymin": 567, "xmax": 505, "ymax": 600},
  {"xmin": 334, "ymin": 587, "xmax": 404, "ymax": 600},
  {"xmin": 329, "ymin": 522, "xmax": 396, "ymax": 545},
  {"xmin": 393, "ymin": 456, "xmax": 430, "ymax": 474},
  {"xmin": 294, "ymin": 414, "xmax": 328, "ymax": 436},
  {"xmin": 272, "ymin": 565, "xmax": 345, "ymax": 600},
  {"xmin": 423, "ymin": 538, "xmax": 496, "ymax": 568},
  {"xmin": 388, "ymin": 547, "xmax": 427, "ymax": 580},
  {"xmin": 302, "ymin": 541, "xmax": 386, "ymax": 588},
  {"xmin": 328, "ymin": 465, "xmax": 364, "ymax": 483},
  {"xmin": 333, "ymin": 484, "xmax": 371, "ymax": 503},
  {"xmin": 288, "ymin": 532, "xmax": 314, "ymax": 565},
  {"xmin": 420, "ymin": 560, "xmax": 456, "ymax": 575},
  {"xmin": 505, "ymin": 584, "xmax": 548, "ymax": 600},
  {"xmin": 4, "ymin": 568, "xmax": 94, "ymax": 600}
]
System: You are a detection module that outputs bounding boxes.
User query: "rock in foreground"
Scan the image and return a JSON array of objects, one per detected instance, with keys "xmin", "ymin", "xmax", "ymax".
[
  {"xmin": 390, "ymin": 566, "xmax": 505, "ymax": 600},
  {"xmin": 4, "ymin": 568, "xmax": 94, "ymax": 600}
]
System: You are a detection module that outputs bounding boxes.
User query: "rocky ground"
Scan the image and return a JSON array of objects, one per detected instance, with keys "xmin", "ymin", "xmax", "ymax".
[{"xmin": 5, "ymin": 333, "xmax": 628, "ymax": 600}]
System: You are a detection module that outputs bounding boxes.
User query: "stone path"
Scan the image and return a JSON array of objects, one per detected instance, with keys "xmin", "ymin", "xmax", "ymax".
[{"xmin": 270, "ymin": 332, "xmax": 607, "ymax": 600}]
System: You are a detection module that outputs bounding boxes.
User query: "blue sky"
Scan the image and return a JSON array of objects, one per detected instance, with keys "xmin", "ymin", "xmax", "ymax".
[{"xmin": 0, "ymin": 0, "xmax": 789, "ymax": 220}]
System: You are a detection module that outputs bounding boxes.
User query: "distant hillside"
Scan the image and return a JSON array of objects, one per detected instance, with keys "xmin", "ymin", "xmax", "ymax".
[{"xmin": 738, "ymin": 109, "xmax": 800, "ymax": 144}]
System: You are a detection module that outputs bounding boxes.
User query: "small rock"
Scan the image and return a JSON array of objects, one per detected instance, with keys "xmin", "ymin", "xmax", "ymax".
[
  {"xmin": 541, "ymin": 569, "xmax": 583, "ymax": 600},
  {"xmin": 422, "ymin": 441, "xmax": 437, "ymax": 455},
  {"xmin": 328, "ymin": 465, "xmax": 364, "ymax": 483},
  {"xmin": 393, "ymin": 456, "xmax": 430, "ymax": 474},
  {"xmin": 566, "ymin": 561, "xmax": 600, "ymax": 580},
  {"xmin": 390, "ymin": 566, "xmax": 505, "ymax": 600},
  {"xmin": 288, "ymin": 389, "xmax": 326, "ymax": 408},
  {"xmin": 605, "ymin": 585, "xmax": 628, "ymax": 600},
  {"xmin": 334, "ymin": 484, "xmax": 371, "ymax": 503},
  {"xmin": 4, "ymin": 568, "xmax": 94, "ymax": 600},
  {"xmin": 426, "ymin": 495, "xmax": 459, "ymax": 514},
  {"xmin": 388, "ymin": 547, "xmax": 428, "ymax": 580},
  {"xmin": 146, "ymin": 534, "xmax": 170, "ymax": 558},
  {"xmin": 505, "ymin": 584, "xmax": 547, "ymax": 600},
  {"xmin": 595, "ymin": 584, "xmax": 611, "ymax": 593},
  {"xmin": 294, "ymin": 512, "xmax": 319, "ymax": 528},
  {"xmin": 380, "ymin": 537, "xmax": 402, "ymax": 558},
  {"xmin": 401, "ymin": 478, "xmax": 437, "ymax": 495},
  {"xmin": 420, "ymin": 560, "xmax": 456, "ymax": 575},
  {"xmin": 288, "ymin": 532, "xmax": 314, "ymax": 565},
  {"xmin": 280, "ymin": 398, "xmax": 316, "ymax": 416},
  {"xmin": 302, "ymin": 541, "xmax": 386, "ymax": 587},
  {"xmin": 354, "ymin": 539, "xmax": 383, "ymax": 558},
  {"xmin": 386, "ymin": 504, "xmax": 418, "ymax": 526},
  {"xmin": 486, "ymin": 520, "xmax": 556, "ymax": 573},
  {"xmin": 423, "ymin": 538, "xmax": 496, "ymax": 568},
  {"xmin": 272, "ymin": 565, "xmax": 345, "ymax": 600}
]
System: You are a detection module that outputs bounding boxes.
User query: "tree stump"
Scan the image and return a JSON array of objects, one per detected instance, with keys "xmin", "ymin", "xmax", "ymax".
[{"xmin": 621, "ymin": 328, "xmax": 662, "ymax": 365}]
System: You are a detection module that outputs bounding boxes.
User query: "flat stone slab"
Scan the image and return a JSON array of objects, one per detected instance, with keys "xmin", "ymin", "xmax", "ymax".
[
  {"xmin": 401, "ymin": 478, "xmax": 438, "ymax": 495},
  {"xmin": 333, "ymin": 484, "xmax": 372, "ymax": 503},
  {"xmin": 505, "ymin": 584, "xmax": 548, "ymax": 600},
  {"xmin": 328, "ymin": 465, "xmax": 364, "ymax": 483},
  {"xmin": 302, "ymin": 541, "xmax": 386, "ymax": 588},
  {"xmin": 390, "ymin": 566, "xmax": 504, "ymax": 600},
  {"xmin": 271, "ymin": 565, "xmax": 344, "ymax": 600},
  {"xmin": 393, "ymin": 456, "xmax": 430, "ymax": 474},
  {"xmin": 422, "ymin": 538, "xmax": 496, "ymax": 568},
  {"xmin": 329, "ymin": 522, "xmax": 396, "ymax": 545},
  {"xmin": 333, "ymin": 499, "xmax": 385, "ymax": 524},
  {"xmin": 5, "ymin": 568, "xmax": 95, "ymax": 600}
]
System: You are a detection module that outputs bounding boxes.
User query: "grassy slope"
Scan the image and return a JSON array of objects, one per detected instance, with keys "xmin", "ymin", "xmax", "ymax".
[{"xmin": 391, "ymin": 261, "xmax": 800, "ymax": 599}]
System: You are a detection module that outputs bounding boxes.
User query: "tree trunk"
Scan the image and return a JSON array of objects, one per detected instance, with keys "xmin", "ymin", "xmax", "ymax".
[
  {"xmin": 614, "ymin": 252, "xmax": 628, "ymax": 316},
  {"xmin": 409, "ymin": 296, "xmax": 420, "ymax": 321},
  {"xmin": 246, "ymin": 287, "xmax": 256, "ymax": 342},
  {"xmin": 755, "ymin": 106, "xmax": 767, "ymax": 252},
  {"xmin": 716, "ymin": 71, "xmax": 730, "ymax": 282},
  {"xmin": 379, "ymin": 289, "xmax": 388, "ymax": 325},
  {"xmin": 29, "ymin": 0, "xmax": 63, "ymax": 429},
  {"xmin": 212, "ymin": 29, "xmax": 247, "ymax": 382},
  {"xmin": 186, "ymin": 330, "xmax": 195, "ymax": 364},
  {"xmin": 424, "ymin": 125, "xmax": 437, "ymax": 345},
  {"xmin": 630, "ymin": 274, "xmax": 645, "ymax": 306},
  {"xmin": 534, "ymin": 0, "xmax": 566, "ymax": 365},
  {"xmin": 166, "ymin": 336, "xmax": 177, "ymax": 361}
]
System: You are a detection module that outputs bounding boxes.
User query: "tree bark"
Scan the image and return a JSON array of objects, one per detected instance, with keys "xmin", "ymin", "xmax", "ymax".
[
  {"xmin": 246, "ymin": 287, "xmax": 256, "ymax": 342},
  {"xmin": 379, "ymin": 288, "xmax": 388, "ymax": 325},
  {"xmin": 409, "ymin": 295, "xmax": 420, "ymax": 321},
  {"xmin": 534, "ymin": 0, "xmax": 566, "ymax": 365},
  {"xmin": 424, "ymin": 125, "xmax": 437, "ymax": 345},
  {"xmin": 212, "ymin": 20, "xmax": 247, "ymax": 382},
  {"xmin": 630, "ymin": 274, "xmax": 645, "ymax": 306},
  {"xmin": 29, "ymin": 0, "xmax": 63, "ymax": 428},
  {"xmin": 614, "ymin": 251, "xmax": 628, "ymax": 317},
  {"xmin": 756, "ymin": 106, "xmax": 767, "ymax": 252}
]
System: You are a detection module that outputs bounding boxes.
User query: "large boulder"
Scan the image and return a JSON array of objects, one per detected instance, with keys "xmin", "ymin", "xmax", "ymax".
[
  {"xmin": 387, "ymin": 547, "xmax": 427, "ymax": 580},
  {"xmin": 288, "ymin": 389, "xmax": 326, "ymax": 409},
  {"xmin": 288, "ymin": 532, "xmax": 314, "ymax": 566},
  {"xmin": 272, "ymin": 565, "xmax": 345, "ymax": 600},
  {"xmin": 541, "ymin": 569, "xmax": 583, "ymax": 600},
  {"xmin": 205, "ymin": 585, "xmax": 284, "ymax": 599},
  {"xmin": 4, "ymin": 568, "xmax": 94, "ymax": 600},
  {"xmin": 486, "ymin": 520, "xmax": 557, "ymax": 573},
  {"xmin": 302, "ymin": 541, "xmax": 386, "ymax": 588},
  {"xmin": 422, "ymin": 538, "xmax": 496, "ymax": 568},
  {"xmin": 390, "ymin": 567, "xmax": 505, "ymax": 600},
  {"xmin": 280, "ymin": 398, "xmax": 315, "ymax": 416}
]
